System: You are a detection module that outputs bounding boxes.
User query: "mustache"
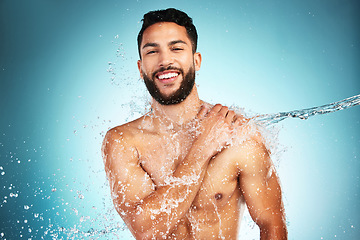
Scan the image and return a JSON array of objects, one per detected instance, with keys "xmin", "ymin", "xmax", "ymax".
[{"xmin": 152, "ymin": 65, "xmax": 184, "ymax": 79}]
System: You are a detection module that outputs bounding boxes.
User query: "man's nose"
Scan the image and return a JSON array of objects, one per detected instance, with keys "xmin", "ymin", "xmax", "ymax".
[{"xmin": 158, "ymin": 50, "xmax": 174, "ymax": 67}]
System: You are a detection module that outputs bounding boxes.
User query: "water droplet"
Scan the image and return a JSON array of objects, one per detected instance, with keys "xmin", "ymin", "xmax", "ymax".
[
  {"xmin": 24, "ymin": 205, "xmax": 30, "ymax": 210},
  {"xmin": 51, "ymin": 188, "xmax": 57, "ymax": 192},
  {"xmin": 10, "ymin": 193, "xmax": 18, "ymax": 198},
  {"xmin": 72, "ymin": 208, "xmax": 79, "ymax": 215}
]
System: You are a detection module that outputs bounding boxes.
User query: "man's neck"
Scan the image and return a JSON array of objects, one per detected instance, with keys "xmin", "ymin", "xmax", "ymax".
[{"xmin": 150, "ymin": 86, "xmax": 202, "ymax": 127}]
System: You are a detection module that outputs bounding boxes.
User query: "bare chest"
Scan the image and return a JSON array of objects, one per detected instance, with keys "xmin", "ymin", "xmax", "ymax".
[
  {"xmin": 137, "ymin": 130, "xmax": 193, "ymax": 183},
  {"xmin": 137, "ymin": 131, "xmax": 241, "ymax": 211}
]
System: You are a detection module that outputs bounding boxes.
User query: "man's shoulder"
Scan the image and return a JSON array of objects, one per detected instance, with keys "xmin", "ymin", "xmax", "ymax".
[
  {"xmin": 227, "ymin": 119, "xmax": 270, "ymax": 160},
  {"xmin": 104, "ymin": 113, "xmax": 157, "ymax": 147},
  {"xmin": 105, "ymin": 117, "xmax": 144, "ymax": 142}
]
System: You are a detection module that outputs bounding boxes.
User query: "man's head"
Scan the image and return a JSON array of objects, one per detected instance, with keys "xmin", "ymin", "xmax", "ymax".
[
  {"xmin": 137, "ymin": 8, "xmax": 198, "ymax": 58},
  {"xmin": 137, "ymin": 9, "xmax": 202, "ymax": 105}
]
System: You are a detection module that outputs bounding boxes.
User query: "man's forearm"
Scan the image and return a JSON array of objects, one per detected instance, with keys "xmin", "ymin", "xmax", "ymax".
[{"xmin": 129, "ymin": 141, "xmax": 213, "ymax": 239}]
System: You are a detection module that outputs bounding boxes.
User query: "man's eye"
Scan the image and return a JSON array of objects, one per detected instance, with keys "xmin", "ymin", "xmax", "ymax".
[
  {"xmin": 172, "ymin": 47, "xmax": 183, "ymax": 51},
  {"xmin": 146, "ymin": 50, "xmax": 157, "ymax": 55}
]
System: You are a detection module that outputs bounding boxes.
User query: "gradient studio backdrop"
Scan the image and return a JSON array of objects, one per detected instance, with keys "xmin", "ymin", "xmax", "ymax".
[{"xmin": 1, "ymin": 0, "xmax": 359, "ymax": 239}]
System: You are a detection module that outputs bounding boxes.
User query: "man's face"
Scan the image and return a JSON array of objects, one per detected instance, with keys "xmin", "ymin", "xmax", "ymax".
[{"xmin": 137, "ymin": 22, "xmax": 201, "ymax": 105}]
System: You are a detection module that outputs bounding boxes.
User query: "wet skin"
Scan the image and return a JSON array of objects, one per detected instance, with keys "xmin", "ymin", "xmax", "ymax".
[{"xmin": 102, "ymin": 22, "xmax": 287, "ymax": 239}]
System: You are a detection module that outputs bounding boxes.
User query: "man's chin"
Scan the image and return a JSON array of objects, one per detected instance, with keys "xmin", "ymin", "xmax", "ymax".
[
  {"xmin": 144, "ymin": 67, "xmax": 195, "ymax": 106},
  {"xmin": 153, "ymin": 93, "xmax": 185, "ymax": 105},
  {"xmin": 156, "ymin": 88, "xmax": 179, "ymax": 100},
  {"xmin": 156, "ymin": 96, "xmax": 178, "ymax": 105}
]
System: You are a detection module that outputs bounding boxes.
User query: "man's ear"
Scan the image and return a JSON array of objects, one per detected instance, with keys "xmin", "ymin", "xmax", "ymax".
[
  {"xmin": 137, "ymin": 60, "xmax": 143, "ymax": 79},
  {"xmin": 194, "ymin": 52, "xmax": 202, "ymax": 71}
]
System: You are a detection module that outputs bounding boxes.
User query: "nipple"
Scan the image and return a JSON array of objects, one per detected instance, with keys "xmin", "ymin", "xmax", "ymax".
[{"xmin": 214, "ymin": 193, "xmax": 223, "ymax": 200}]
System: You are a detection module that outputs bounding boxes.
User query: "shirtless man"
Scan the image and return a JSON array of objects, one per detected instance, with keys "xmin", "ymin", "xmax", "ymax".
[{"xmin": 102, "ymin": 8, "xmax": 287, "ymax": 239}]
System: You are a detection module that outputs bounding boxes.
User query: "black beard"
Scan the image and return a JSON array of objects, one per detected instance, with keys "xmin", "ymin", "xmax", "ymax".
[{"xmin": 142, "ymin": 65, "xmax": 195, "ymax": 105}]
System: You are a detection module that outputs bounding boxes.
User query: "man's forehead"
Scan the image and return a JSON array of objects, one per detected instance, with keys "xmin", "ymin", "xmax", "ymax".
[{"xmin": 141, "ymin": 22, "xmax": 190, "ymax": 46}]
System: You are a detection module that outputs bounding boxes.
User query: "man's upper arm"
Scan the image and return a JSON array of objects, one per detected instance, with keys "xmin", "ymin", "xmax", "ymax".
[
  {"xmin": 237, "ymin": 136, "xmax": 286, "ymax": 232},
  {"xmin": 102, "ymin": 128, "xmax": 155, "ymax": 221}
]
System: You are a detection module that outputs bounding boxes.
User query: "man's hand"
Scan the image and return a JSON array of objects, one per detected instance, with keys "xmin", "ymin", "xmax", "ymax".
[{"xmin": 195, "ymin": 104, "xmax": 242, "ymax": 157}]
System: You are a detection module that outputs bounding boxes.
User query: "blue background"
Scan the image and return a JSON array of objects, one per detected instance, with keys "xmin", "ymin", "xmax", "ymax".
[{"xmin": 1, "ymin": 0, "xmax": 359, "ymax": 239}]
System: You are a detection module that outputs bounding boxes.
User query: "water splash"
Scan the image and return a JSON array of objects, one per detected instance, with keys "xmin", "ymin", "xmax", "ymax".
[
  {"xmin": 50, "ymin": 223, "xmax": 128, "ymax": 239},
  {"xmin": 2, "ymin": 93, "xmax": 358, "ymax": 239},
  {"xmin": 254, "ymin": 94, "xmax": 360, "ymax": 126},
  {"xmin": 80, "ymin": 94, "xmax": 359, "ymax": 238}
]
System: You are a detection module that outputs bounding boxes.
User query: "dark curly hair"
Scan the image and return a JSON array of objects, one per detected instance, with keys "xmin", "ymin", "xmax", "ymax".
[{"xmin": 137, "ymin": 8, "xmax": 198, "ymax": 58}]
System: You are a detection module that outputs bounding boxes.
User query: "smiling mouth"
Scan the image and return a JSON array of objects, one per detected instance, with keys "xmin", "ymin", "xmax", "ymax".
[
  {"xmin": 156, "ymin": 71, "xmax": 180, "ymax": 83},
  {"xmin": 158, "ymin": 72, "xmax": 179, "ymax": 80}
]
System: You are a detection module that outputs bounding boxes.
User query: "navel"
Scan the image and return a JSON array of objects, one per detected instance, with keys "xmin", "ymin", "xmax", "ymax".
[{"xmin": 214, "ymin": 193, "xmax": 223, "ymax": 200}]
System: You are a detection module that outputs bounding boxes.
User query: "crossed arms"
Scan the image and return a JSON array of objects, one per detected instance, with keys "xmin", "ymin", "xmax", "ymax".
[{"xmin": 102, "ymin": 104, "xmax": 287, "ymax": 239}]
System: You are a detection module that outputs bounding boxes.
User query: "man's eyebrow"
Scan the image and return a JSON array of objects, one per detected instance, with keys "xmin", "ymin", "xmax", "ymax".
[
  {"xmin": 142, "ymin": 42, "xmax": 159, "ymax": 49},
  {"xmin": 142, "ymin": 40, "xmax": 187, "ymax": 50},
  {"xmin": 169, "ymin": 40, "xmax": 187, "ymax": 46}
]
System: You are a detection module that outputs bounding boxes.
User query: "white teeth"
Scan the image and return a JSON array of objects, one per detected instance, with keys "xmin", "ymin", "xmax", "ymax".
[{"xmin": 158, "ymin": 72, "xmax": 178, "ymax": 80}]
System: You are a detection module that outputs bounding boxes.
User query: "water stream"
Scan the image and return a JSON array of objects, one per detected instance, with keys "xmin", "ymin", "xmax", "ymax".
[{"xmin": 255, "ymin": 94, "xmax": 360, "ymax": 126}]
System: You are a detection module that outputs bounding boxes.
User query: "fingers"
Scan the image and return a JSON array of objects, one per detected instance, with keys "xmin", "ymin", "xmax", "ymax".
[
  {"xmin": 233, "ymin": 115, "xmax": 245, "ymax": 128},
  {"xmin": 197, "ymin": 104, "xmax": 222, "ymax": 119},
  {"xmin": 219, "ymin": 105, "xmax": 229, "ymax": 116},
  {"xmin": 225, "ymin": 110, "xmax": 236, "ymax": 124},
  {"xmin": 211, "ymin": 104, "xmax": 223, "ymax": 113},
  {"xmin": 196, "ymin": 105, "xmax": 209, "ymax": 119},
  {"xmin": 208, "ymin": 104, "xmax": 237, "ymax": 123},
  {"xmin": 218, "ymin": 105, "xmax": 237, "ymax": 125},
  {"xmin": 197, "ymin": 103, "xmax": 242, "ymax": 127}
]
